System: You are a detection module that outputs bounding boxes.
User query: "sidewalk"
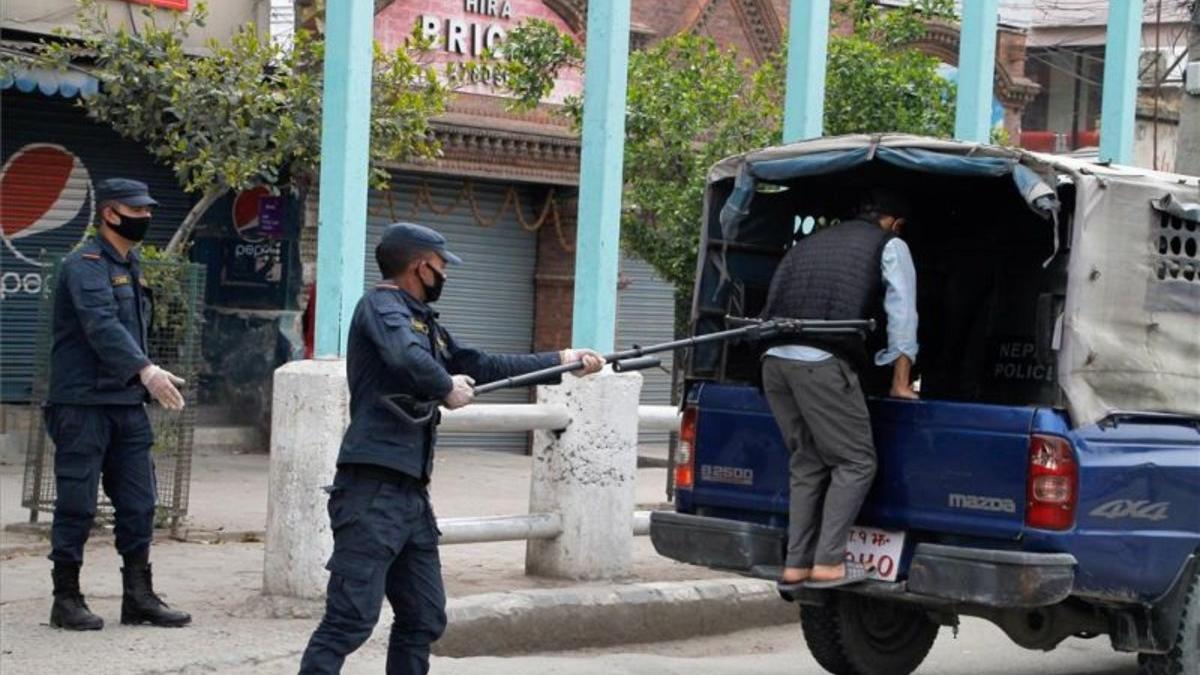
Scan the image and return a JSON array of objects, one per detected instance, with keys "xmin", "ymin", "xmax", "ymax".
[{"xmin": 0, "ymin": 445, "xmax": 791, "ymax": 673}]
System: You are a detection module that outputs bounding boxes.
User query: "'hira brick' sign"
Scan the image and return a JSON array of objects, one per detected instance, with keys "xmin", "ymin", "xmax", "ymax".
[
  {"xmin": 421, "ymin": 1, "xmax": 514, "ymax": 57},
  {"xmin": 375, "ymin": 1, "xmax": 583, "ymax": 103}
]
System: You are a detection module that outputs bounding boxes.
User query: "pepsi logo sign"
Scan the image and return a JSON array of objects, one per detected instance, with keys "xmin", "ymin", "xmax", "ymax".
[
  {"xmin": 0, "ymin": 143, "xmax": 93, "ymax": 267},
  {"xmin": 232, "ymin": 185, "xmax": 273, "ymax": 242}
]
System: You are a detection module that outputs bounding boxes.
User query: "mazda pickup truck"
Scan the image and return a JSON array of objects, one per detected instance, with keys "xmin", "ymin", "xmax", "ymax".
[{"xmin": 650, "ymin": 135, "xmax": 1200, "ymax": 675}]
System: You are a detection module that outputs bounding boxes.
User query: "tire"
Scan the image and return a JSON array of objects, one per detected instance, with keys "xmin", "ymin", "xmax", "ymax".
[
  {"xmin": 800, "ymin": 593, "xmax": 940, "ymax": 675},
  {"xmin": 1139, "ymin": 569, "xmax": 1200, "ymax": 675}
]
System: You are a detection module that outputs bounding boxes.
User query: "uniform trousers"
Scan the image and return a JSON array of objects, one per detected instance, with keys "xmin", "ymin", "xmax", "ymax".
[
  {"xmin": 300, "ymin": 467, "xmax": 446, "ymax": 675},
  {"xmin": 45, "ymin": 404, "xmax": 156, "ymax": 564}
]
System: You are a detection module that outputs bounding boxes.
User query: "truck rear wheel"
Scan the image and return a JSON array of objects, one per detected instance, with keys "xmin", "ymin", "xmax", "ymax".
[
  {"xmin": 800, "ymin": 593, "xmax": 939, "ymax": 675},
  {"xmin": 1139, "ymin": 568, "xmax": 1199, "ymax": 675}
]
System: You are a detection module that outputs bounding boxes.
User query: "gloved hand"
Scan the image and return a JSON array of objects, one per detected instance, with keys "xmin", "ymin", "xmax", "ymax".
[
  {"xmin": 443, "ymin": 374, "xmax": 476, "ymax": 410},
  {"xmin": 139, "ymin": 364, "xmax": 186, "ymax": 410},
  {"xmin": 559, "ymin": 348, "xmax": 606, "ymax": 376}
]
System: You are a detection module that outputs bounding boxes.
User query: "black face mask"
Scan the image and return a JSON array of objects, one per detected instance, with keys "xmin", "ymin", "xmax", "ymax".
[
  {"xmin": 421, "ymin": 263, "xmax": 447, "ymax": 303},
  {"xmin": 109, "ymin": 214, "xmax": 152, "ymax": 243}
]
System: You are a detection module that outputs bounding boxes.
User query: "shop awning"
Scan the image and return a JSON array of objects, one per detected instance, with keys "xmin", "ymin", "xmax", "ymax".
[{"xmin": 0, "ymin": 66, "xmax": 98, "ymax": 99}]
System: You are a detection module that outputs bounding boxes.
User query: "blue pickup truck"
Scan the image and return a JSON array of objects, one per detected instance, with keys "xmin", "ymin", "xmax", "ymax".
[{"xmin": 650, "ymin": 136, "xmax": 1200, "ymax": 675}]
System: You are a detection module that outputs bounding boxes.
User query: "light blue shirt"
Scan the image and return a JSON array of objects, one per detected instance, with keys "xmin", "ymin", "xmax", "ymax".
[{"xmin": 765, "ymin": 238, "xmax": 919, "ymax": 365}]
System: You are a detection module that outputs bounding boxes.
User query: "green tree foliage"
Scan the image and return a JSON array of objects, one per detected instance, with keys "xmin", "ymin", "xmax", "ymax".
[
  {"xmin": 504, "ymin": 0, "xmax": 958, "ymax": 323},
  {"xmin": 604, "ymin": 35, "xmax": 781, "ymax": 311},
  {"xmin": 825, "ymin": 0, "xmax": 957, "ymax": 136},
  {"xmin": 4, "ymin": 1, "xmax": 571, "ymax": 253}
]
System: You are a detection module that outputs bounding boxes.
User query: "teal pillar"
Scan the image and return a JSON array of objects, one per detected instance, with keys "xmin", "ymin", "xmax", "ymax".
[
  {"xmin": 1099, "ymin": 0, "xmax": 1144, "ymax": 165},
  {"xmin": 955, "ymin": 0, "xmax": 999, "ymax": 143},
  {"xmin": 782, "ymin": 0, "xmax": 830, "ymax": 143},
  {"xmin": 571, "ymin": 0, "xmax": 631, "ymax": 352},
  {"xmin": 314, "ymin": 0, "xmax": 374, "ymax": 357}
]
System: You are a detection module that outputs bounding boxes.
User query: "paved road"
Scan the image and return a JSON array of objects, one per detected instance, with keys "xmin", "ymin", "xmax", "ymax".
[
  {"xmin": 429, "ymin": 619, "xmax": 1137, "ymax": 675},
  {"xmin": 222, "ymin": 617, "xmax": 1138, "ymax": 675}
]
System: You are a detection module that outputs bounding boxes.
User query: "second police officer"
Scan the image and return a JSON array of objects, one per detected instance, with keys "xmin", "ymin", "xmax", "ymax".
[
  {"xmin": 45, "ymin": 178, "xmax": 192, "ymax": 631},
  {"xmin": 299, "ymin": 222, "xmax": 605, "ymax": 674}
]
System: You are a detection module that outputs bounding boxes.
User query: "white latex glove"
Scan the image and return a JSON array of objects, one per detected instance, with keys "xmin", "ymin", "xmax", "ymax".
[
  {"xmin": 139, "ymin": 364, "xmax": 186, "ymax": 410},
  {"xmin": 560, "ymin": 348, "xmax": 606, "ymax": 376},
  {"xmin": 443, "ymin": 374, "xmax": 476, "ymax": 410}
]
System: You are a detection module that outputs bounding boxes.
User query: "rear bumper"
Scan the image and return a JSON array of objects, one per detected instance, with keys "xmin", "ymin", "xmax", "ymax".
[
  {"xmin": 908, "ymin": 543, "xmax": 1077, "ymax": 608},
  {"xmin": 649, "ymin": 511, "xmax": 1078, "ymax": 609},
  {"xmin": 649, "ymin": 511, "xmax": 785, "ymax": 578}
]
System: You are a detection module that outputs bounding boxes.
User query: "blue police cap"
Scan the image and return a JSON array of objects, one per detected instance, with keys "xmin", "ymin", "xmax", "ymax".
[
  {"xmin": 379, "ymin": 222, "xmax": 462, "ymax": 265},
  {"xmin": 96, "ymin": 178, "xmax": 158, "ymax": 207}
]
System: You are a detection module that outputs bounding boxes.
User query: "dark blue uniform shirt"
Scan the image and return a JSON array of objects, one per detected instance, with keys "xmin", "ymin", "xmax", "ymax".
[
  {"xmin": 338, "ymin": 286, "xmax": 560, "ymax": 480},
  {"xmin": 48, "ymin": 236, "xmax": 152, "ymax": 406}
]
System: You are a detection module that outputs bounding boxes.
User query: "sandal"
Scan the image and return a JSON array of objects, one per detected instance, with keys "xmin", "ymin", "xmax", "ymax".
[{"xmin": 803, "ymin": 561, "xmax": 874, "ymax": 589}]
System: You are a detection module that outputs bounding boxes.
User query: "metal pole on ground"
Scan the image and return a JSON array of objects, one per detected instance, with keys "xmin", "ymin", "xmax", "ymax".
[
  {"xmin": 955, "ymin": 0, "xmax": 999, "ymax": 143},
  {"xmin": 571, "ymin": 0, "xmax": 631, "ymax": 353},
  {"xmin": 1099, "ymin": 0, "xmax": 1145, "ymax": 165},
  {"xmin": 782, "ymin": 0, "xmax": 830, "ymax": 143}
]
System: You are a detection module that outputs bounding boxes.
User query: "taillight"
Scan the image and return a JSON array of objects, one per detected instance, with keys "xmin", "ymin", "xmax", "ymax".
[
  {"xmin": 674, "ymin": 407, "xmax": 698, "ymax": 490},
  {"xmin": 1026, "ymin": 434, "xmax": 1077, "ymax": 530}
]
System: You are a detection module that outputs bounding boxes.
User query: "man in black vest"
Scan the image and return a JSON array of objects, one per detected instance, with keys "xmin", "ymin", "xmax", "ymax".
[
  {"xmin": 299, "ymin": 222, "xmax": 604, "ymax": 674},
  {"xmin": 761, "ymin": 188, "xmax": 918, "ymax": 591}
]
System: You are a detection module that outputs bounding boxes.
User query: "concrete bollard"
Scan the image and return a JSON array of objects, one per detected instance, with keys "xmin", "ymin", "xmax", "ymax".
[
  {"xmin": 263, "ymin": 359, "xmax": 349, "ymax": 599},
  {"xmin": 526, "ymin": 369, "xmax": 643, "ymax": 580}
]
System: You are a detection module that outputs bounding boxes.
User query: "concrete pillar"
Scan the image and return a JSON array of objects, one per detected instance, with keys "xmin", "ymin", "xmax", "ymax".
[
  {"xmin": 955, "ymin": 0, "xmax": 999, "ymax": 143},
  {"xmin": 572, "ymin": 0, "xmax": 631, "ymax": 353},
  {"xmin": 782, "ymin": 0, "xmax": 831, "ymax": 142},
  {"xmin": 1174, "ymin": 5, "xmax": 1200, "ymax": 176},
  {"xmin": 314, "ymin": 0, "xmax": 373, "ymax": 356},
  {"xmin": 1098, "ymin": 0, "xmax": 1144, "ymax": 165},
  {"xmin": 526, "ymin": 370, "xmax": 643, "ymax": 580},
  {"xmin": 263, "ymin": 359, "xmax": 349, "ymax": 599}
]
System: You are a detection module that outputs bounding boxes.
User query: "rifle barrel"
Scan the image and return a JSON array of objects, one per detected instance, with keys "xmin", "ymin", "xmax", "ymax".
[{"xmin": 472, "ymin": 318, "xmax": 872, "ymax": 396}]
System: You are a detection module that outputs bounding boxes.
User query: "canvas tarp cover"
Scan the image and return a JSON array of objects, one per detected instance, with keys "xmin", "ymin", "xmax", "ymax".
[
  {"xmin": 1055, "ymin": 169, "xmax": 1200, "ymax": 427},
  {"xmin": 702, "ymin": 135, "xmax": 1200, "ymax": 428}
]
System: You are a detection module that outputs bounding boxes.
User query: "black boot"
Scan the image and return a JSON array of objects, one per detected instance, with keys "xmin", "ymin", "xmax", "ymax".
[
  {"xmin": 120, "ymin": 551, "xmax": 191, "ymax": 627},
  {"xmin": 50, "ymin": 563, "xmax": 104, "ymax": 631}
]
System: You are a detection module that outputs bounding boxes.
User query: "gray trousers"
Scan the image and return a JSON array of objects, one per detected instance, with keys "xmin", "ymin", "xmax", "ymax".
[{"xmin": 761, "ymin": 356, "xmax": 877, "ymax": 568}]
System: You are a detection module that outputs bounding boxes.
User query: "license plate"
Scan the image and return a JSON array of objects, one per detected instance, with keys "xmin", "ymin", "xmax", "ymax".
[{"xmin": 844, "ymin": 526, "xmax": 905, "ymax": 582}]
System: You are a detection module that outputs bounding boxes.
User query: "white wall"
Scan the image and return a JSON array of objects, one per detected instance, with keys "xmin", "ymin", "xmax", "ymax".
[{"xmin": 1, "ymin": 0, "xmax": 271, "ymax": 51}]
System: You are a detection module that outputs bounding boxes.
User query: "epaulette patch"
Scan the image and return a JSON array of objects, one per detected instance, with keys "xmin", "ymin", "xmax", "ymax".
[
  {"xmin": 111, "ymin": 275, "xmax": 131, "ymax": 286},
  {"xmin": 410, "ymin": 318, "xmax": 429, "ymax": 334}
]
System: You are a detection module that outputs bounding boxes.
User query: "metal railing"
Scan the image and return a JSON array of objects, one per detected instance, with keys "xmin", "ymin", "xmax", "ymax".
[{"xmin": 434, "ymin": 403, "xmax": 677, "ymax": 546}]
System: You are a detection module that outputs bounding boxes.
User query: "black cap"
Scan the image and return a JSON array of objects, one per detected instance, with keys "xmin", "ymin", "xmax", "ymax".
[
  {"xmin": 95, "ymin": 178, "xmax": 158, "ymax": 207},
  {"xmin": 379, "ymin": 222, "xmax": 462, "ymax": 265},
  {"xmin": 861, "ymin": 187, "xmax": 910, "ymax": 220}
]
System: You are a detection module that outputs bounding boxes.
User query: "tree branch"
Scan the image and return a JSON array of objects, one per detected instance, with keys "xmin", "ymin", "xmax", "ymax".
[{"xmin": 165, "ymin": 186, "xmax": 228, "ymax": 254}]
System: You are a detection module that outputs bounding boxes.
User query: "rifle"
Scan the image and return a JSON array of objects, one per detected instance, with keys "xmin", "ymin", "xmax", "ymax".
[{"xmin": 381, "ymin": 317, "xmax": 875, "ymax": 424}]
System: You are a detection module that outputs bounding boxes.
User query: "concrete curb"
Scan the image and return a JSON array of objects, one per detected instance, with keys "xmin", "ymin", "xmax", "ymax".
[
  {"xmin": 235, "ymin": 578, "xmax": 797, "ymax": 656},
  {"xmin": 438, "ymin": 577, "xmax": 797, "ymax": 656}
]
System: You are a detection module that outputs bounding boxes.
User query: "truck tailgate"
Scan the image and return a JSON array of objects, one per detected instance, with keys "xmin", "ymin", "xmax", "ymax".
[{"xmin": 864, "ymin": 399, "xmax": 1036, "ymax": 539}]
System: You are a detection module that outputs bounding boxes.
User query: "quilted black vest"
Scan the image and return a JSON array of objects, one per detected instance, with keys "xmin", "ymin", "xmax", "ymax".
[{"xmin": 761, "ymin": 219, "xmax": 893, "ymax": 371}]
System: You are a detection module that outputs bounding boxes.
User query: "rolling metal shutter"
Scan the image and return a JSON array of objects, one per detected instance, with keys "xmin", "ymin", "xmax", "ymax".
[
  {"xmin": 617, "ymin": 254, "xmax": 677, "ymax": 445},
  {"xmin": 365, "ymin": 173, "xmax": 538, "ymax": 452},
  {"xmin": 0, "ymin": 90, "xmax": 191, "ymax": 402}
]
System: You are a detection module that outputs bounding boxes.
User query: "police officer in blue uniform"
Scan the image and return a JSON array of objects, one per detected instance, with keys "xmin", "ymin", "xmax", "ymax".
[
  {"xmin": 299, "ymin": 222, "xmax": 604, "ymax": 674},
  {"xmin": 46, "ymin": 178, "xmax": 192, "ymax": 631}
]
